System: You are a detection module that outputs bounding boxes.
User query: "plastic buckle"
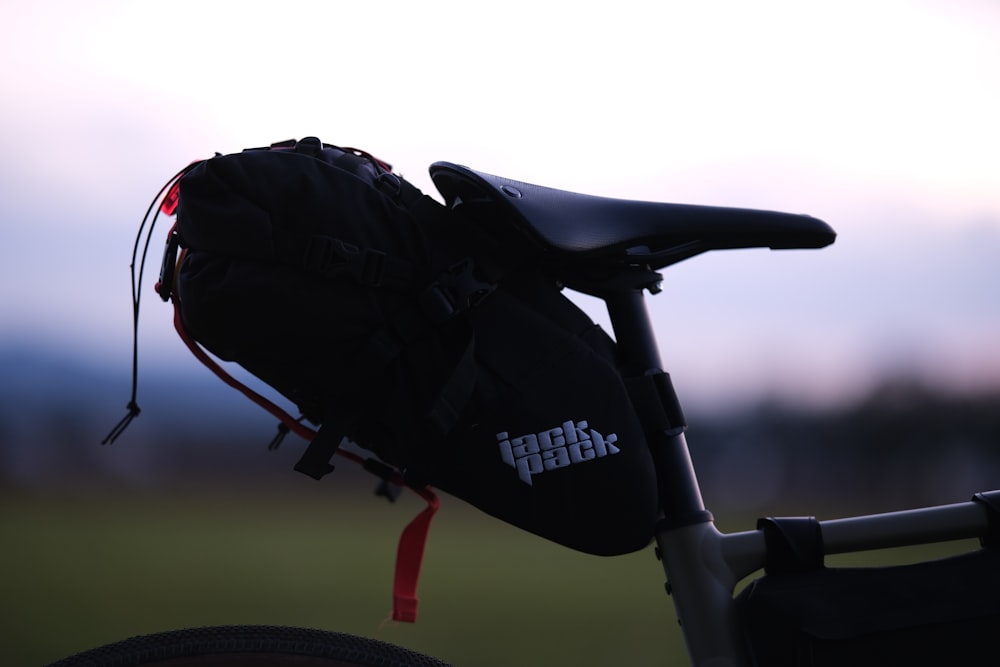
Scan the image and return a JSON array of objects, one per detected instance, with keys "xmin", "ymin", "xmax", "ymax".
[
  {"xmin": 156, "ymin": 230, "xmax": 181, "ymax": 301},
  {"xmin": 451, "ymin": 258, "xmax": 496, "ymax": 308},
  {"xmin": 420, "ymin": 258, "xmax": 495, "ymax": 322}
]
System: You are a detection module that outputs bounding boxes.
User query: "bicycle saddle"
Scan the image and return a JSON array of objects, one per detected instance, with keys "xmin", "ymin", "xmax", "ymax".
[{"xmin": 429, "ymin": 162, "xmax": 836, "ymax": 269}]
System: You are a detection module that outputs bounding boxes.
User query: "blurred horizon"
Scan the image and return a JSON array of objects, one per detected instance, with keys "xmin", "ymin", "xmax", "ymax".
[{"xmin": 3, "ymin": 342, "xmax": 998, "ymax": 519}]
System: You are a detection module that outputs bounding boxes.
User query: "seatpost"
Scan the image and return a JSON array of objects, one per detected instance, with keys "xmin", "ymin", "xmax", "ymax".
[
  {"xmin": 604, "ymin": 287, "xmax": 709, "ymax": 525},
  {"xmin": 605, "ymin": 284, "xmax": 750, "ymax": 667}
]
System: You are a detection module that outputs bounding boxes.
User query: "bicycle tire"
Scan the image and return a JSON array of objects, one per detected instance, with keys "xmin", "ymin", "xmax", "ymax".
[{"xmin": 47, "ymin": 624, "xmax": 453, "ymax": 667}]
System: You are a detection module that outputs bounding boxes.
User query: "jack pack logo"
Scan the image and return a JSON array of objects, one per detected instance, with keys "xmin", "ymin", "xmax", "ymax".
[{"xmin": 497, "ymin": 420, "xmax": 620, "ymax": 486}]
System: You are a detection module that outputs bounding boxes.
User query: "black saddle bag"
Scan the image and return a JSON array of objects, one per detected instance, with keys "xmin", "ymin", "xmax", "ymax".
[
  {"xmin": 736, "ymin": 547, "xmax": 1000, "ymax": 666},
  {"xmin": 164, "ymin": 137, "xmax": 658, "ymax": 556}
]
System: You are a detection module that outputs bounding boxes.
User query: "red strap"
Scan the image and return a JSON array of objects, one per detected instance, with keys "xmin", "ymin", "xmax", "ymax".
[{"xmin": 392, "ymin": 486, "xmax": 440, "ymax": 622}]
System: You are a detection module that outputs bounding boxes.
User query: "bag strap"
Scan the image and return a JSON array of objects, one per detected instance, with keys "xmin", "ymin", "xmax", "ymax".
[
  {"xmin": 423, "ymin": 337, "xmax": 477, "ymax": 438},
  {"xmin": 391, "ymin": 484, "xmax": 440, "ymax": 622},
  {"xmin": 289, "ymin": 176, "xmax": 497, "ymax": 481},
  {"xmin": 270, "ymin": 229, "xmax": 418, "ymax": 292},
  {"xmin": 757, "ymin": 516, "xmax": 825, "ymax": 574},
  {"xmin": 265, "ymin": 147, "xmax": 450, "ymax": 294},
  {"xmin": 291, "ymin": 297, "xmax": 480, "ymax": 481},
  {"xmin": 292, "ymin": 419, "xmax": 348, "ymax": 480}
]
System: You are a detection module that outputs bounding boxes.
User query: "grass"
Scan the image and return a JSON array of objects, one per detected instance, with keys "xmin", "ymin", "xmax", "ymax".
[
  {"xmin": 1, "ymin": 481, "xmax": 675, "ymax": 666},
  {"xmin": 0, "ymin": 480, "xmax": 981, "ymax": 666}
]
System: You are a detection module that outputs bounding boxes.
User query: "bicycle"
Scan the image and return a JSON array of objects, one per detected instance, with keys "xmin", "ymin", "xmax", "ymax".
[{"xmin": 50, "ymin": 162, "xmax": 999, "ymax": 666}]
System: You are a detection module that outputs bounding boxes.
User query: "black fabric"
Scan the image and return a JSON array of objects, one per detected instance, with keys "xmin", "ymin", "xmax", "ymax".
[
  {"xmin": 397, "ymin": 272, "xmax": 659, "ymax": 555},
  {"xmin": 177, "ymin": 141, "xmax": 471, "ymax": 459},
  {"xmin": 973, "ymin": 491, "xmax": 1000, "ymax": 546},
  {"xmin": 172, "ymin": 138, "xmax": 659, "ymax": 556},
  {"xmin": 757, "ymin": 516, "xmax": 824, "ymax": 574},
  {"xmin": 736, "ymin": 548, "xmax": 1000, "ymax": 666}
]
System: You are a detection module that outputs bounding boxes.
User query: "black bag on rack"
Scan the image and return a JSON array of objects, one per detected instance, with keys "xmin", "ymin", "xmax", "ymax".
[
  {"xmin": 736, "ymin": 546, "xmax": 1000, "ymax": 666},
  {"xmin": 161, "ymin": 137, "xmax": 658, "ymax": 556}
]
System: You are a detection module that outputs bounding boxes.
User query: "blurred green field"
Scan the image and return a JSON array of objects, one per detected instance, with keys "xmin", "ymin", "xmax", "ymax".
[
  {"xmin": 0, "ymin": 480, "xmax": 980, "ymax": 666},
  {"xmin": 1, "ymin": 480, "xmax": 678, "ymax": 666}
]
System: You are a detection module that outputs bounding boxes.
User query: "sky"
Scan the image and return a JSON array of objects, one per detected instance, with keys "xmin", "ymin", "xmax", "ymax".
[{"xmin": 1, "ymin": 0, "xmax": 999, "ymax": 411}]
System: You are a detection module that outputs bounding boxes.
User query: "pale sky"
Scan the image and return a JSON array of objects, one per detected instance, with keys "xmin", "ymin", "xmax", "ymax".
[{"xmin": 1, "ymin": 0, "xmax": 998, "ymax": 409}]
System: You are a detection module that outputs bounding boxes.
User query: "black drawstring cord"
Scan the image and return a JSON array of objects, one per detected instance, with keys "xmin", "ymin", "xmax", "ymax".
[
  {"xmin": 102, "ymin": 401, "xmax": 141, "ymax": 445},
  {"xmin": 102, "ymin": 163, "xmax": 199, "ymax": 445}
]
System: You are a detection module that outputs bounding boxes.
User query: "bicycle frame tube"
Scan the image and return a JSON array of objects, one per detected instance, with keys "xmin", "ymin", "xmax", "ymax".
[
  {"xmin": 721, "ymin": 499, "xmax": 992, "ymax": 568},
  {"xmin": 603, "ymin": 285, "xmax": 998, "ymax": 667},
  {"xmin": 605, "ymin": 287, "xmax": 754, "ymax": 667}
]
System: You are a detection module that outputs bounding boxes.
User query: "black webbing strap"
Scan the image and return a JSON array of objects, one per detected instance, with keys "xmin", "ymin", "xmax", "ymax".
[
  {"xmin": 393, "ymin": 179, "xmax": 450, "ymax": 233},
  {"xmin": 267, "ymin": 158, "xmax": 450, "ymax": 293},
  {"xmin": 296, "ymin": 234, "xmax": 415, "ymax": 291},
  {"xmin": 292, "ymin": 339, "xmax": 476, "ymax": 482},
  {"xmin": 284, "ymin": 148, "xmax": 489, "ymax": 480},
  {"xmin": 624, "ymin": 371, "xmax": 687, "ymax": 436},
  {"xmin": 293, "ymin": 418, "xmax": 349, "ymax": 480},
  {"xmin": 423, "ymin": 338, "xmax": 477, "ymax": 438},
  {"xmin": 973, "ymin": 491, "xmax": 1000, "ymax": 547},
  {"xmin": 291, "ymin": 288, "xmax": 481, "ymax": 481},
  {"xmin": 292, "ymin": 328, "xmax": 400, "ymax": 480},
  {"xmin": 757, "ymin": 516, "xmax": 825, "ymax": 574}
]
